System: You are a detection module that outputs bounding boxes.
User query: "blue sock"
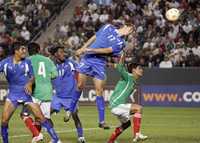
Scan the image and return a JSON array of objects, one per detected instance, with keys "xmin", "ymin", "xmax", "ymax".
[
  {"xmin": 41, "ymin": 120, "xmax": 59, "ymax": 142},
  {"xmin": 1, "ymin": 124, "xmax": 8, "ymax": 143},
  {"xmin": 96, "ymin": 96, "xmax": 105, "ymax": 123},
  {"xmin": 76, "ymin": 127, "xmax": 83, "ymax": 137},
  {"xmin": 69, "ymin": 90, "xmax": 82, "ymax": 112}
]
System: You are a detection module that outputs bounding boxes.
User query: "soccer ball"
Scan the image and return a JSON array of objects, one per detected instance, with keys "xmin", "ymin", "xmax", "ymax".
[{"xmin": 165, "ymin": 8, "xmax": 180, "ymax": 21}]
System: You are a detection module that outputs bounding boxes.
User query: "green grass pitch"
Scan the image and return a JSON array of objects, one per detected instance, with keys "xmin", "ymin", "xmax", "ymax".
[{"xmin": 0, "ymin": 106, "xmax": 200, "ymax": 143}]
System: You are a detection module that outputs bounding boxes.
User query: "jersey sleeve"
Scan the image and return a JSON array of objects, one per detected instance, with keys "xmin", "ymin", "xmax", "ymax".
[
  {"xmin": 49, "ymin": 59, "xmax": 58, "ymax": 79},
  {"xmin": 116, "ymin": 64, "xmax": 129, "ymax": 80},
  {"xmin": 111, "ymin": 40, "xmax": 124, "ymax": 55}
]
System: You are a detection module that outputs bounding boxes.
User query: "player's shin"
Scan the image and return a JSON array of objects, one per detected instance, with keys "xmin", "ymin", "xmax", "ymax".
[
  {"xmin": 96, "ymin": 96, "xmax": 105, "ymax": 123},
  {"xmin": 108, "ymin": 121, "xmax": 131, "ymax": 143},
  {"xmin": 41, "ymin": 120, "xmax": 59, "ymax": 142},
  {"xmin": 69, "ymin": 90, "xmax": 82, "ymax": 113},
  {"xmin": 132, "ymin": 113, "xmax": 142, "ymax": 136},
  {"xmin": 22, "ymin": 116, "xmax": 40, "ymax": 137},
  {"xmin": 1, "ymin": 124, "xmax": 8, "ymax": 143}
]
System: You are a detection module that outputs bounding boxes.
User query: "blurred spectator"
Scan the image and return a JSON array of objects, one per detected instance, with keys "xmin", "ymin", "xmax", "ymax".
[
  {"xmin": 159, "ymin": 55, "xmax": 173, "ymax": 68},
  {"xmin": 0, "ymin": 46, "xmax": 5, "ymax": 61},
  {"xmin": 20, "ymin": 26, "xmax": 30, "ymax": 42},
  {"xmin": 33, "ymin": 0, "xmax": 200, "ymax": 67},
  {"xmin": 185, "ymin": 50, "xmax": 200, "ymax": 66}
]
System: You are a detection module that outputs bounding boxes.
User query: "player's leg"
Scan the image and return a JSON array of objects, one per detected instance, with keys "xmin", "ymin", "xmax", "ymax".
[
  {"xmin": 72, "ymin": 110, "xmax": 86, "ymax": 143},
  {"xmin": 27, "ymin": 102, "xmax": 61, "ymax": 143},
  {"xmin": 20, "ymin": 106, "xmax": 42, "ymax": 140},
  {"xmin": 108, "ymin": 120, "xmax": 131, "ymax": 143},
  {"xmin": 69, "ymin": 73, "xmax": 87, "ymax": 113},
  {"xmin": 131, "ymin": 104, "xmax": 147, "ymax": 142},
  {"xmin": 108, "ymin": 104, "xmax": 132, "ymax": 143},
  {"xmin": 1, "ymin": 99, "xmax": 17, "ymax": 143},
  {"xmin": 93, "ymin": 78, "xmax": 110, "ymax": 129}
]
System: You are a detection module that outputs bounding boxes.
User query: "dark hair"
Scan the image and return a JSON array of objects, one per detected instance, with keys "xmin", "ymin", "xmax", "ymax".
[
  {"xmin": 28, "ymin": 42, "xmax": 40, "ymax": 55},
  {"xmin": 127, "ymin": 62, "xmax": 141, "ymax": 73},
  {"xmin": 49, "ymin": 46, "xmax": 64, "ymax": 55},
  {"xmin": 11, "ymin": 42, "xmax": 25, "ymax": 55}
]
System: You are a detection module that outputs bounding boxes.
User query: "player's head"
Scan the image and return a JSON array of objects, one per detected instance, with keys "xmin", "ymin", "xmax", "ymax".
[
  {"xmin": 127, "ymin": 62, "xmax": 143, "ymax": 79},
  {"xmin": 52, "ymin": 46, "xmax": 65, "ymax": 62},
  {"xmin": 118, "ymin": 22, "xmax": 134, "ymax": 36},
  {"xmin": 28, "ymin": 42, "xmax": 40, "ymax": 55},
  {"xmin": 12, "ymin": 42, "xmax": 27, "ymax": 59}
]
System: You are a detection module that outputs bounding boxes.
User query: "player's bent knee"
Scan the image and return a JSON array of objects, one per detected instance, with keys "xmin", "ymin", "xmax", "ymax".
[
  {"xmin": 131, "ymin": 104, "xmax": 143, "ymax": 114},
  {"xmin": 121, "ymin": 120, "xmax": 131, "ymax": 130},
  {"xmin": 95, "ymin": 88, "xmax": 104, "ymax": 96}
]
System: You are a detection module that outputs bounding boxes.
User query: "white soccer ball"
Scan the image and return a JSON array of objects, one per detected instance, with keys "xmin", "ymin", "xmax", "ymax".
[{"xmin": 165, "ymin": 8, "xmax": 180, "ymax": 21}]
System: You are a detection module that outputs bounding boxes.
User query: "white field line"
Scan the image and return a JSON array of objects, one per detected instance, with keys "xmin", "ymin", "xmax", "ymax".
[{"xmin": 7, "ymin": 126, "xmax": 115, "ymax": 139}]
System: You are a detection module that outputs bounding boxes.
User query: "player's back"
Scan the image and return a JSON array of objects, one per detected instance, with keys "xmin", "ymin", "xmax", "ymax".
[
  {"xmin": 30, "ymin": 54, "xmax": 57, "ymax": 101},
  {"xmin": 83, "ymin": 24, "xmax": 125, "ymax": 64}
]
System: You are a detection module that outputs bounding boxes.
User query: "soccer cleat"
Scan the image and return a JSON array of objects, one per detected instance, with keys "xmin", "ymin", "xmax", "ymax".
[
  {"xmin": 133, "ymin": 133, "xmax": 148, "ymax": 142},
  {"xmin": 78, "ymin": 137, "xmax": 86, "ymax": 143},
  {"xmin": 99, "ymin": 122, "xmax": 110, "ymax": 130},
  {"xmin": 31, "ymin": 133, "xmax": 43, "ymax": 143},
  {"xmin": 64, "ymin": 111, "xmax": 72, "ymax": 122}
]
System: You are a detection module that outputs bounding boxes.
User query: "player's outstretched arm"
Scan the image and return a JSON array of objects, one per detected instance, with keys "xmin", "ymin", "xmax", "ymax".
[
  {"xmin": 85, "ymin": 47, "xmax": 113, "ymax": 54},
  {"xmin": 76, "ymin": 35, "xmax": 96, "ymax": 56}
]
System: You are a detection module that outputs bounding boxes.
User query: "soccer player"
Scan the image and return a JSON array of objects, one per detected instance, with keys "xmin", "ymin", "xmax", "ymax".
[
  {"xmin": 69, "ymin": 23, "xmax": 134, "ymax": 129},
  {"xmin": 20, "ymin": 42, "xmax": 61, "ymax": 143},
  {"xmin": 0, "ymin": 42, "xmax": 61, "ymax": 143},
  {"xmin": 107, "ymin": 53, "xmax": 147, "ymax": 143},
  {"xmin": 50, "ymin": 46, "xmax": 86, "ymax": 143}
]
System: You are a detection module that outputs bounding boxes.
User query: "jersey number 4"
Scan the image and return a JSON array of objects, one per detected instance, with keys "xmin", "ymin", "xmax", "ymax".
[{"xmin": 38, "ymin": 62, "xmax": 46, "ymax": 78}]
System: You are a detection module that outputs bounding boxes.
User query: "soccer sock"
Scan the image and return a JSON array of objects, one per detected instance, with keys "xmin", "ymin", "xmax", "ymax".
[
  {"xmin": 1, "ymin": 124, "xmax": 8, "ymax": 143},
  {"xmin": 23, "ymin": 116, "xmax": 40, "ymax": 137},
  {"xmin": 41, "ymin": 120, "xmax": 59, "ymax": 141},
  {"xmin": 96, "ymin": 96, "xmax": 105, "ymax": 123},
  {"xmin": 76, "ymin": 127, "xmax": 83, "ymax": 137},
  {"xmin": 133, "ymin": 113, "xmax": 142, "ymax": 136},
  {"xmin": 69, "ymin": 90, "xmax": 82, "ymax": 112},
  {"xmin": 33, "ymin": 121, "xmax": 42, "ymax": 133},
  {"xmin": 108, "ymin": 127, "xmax": 122, "ymax": 142}
]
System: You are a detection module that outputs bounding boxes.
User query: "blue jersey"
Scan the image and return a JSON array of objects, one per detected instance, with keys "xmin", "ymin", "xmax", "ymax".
[
  {"xmin": 52, "ymin": 59, "xmax": 77, "ymax": 98},
  {"xmin": 77, "ymin": 24, "xmax": 126, "ymax": 80},
  {"xmin": 0, "ymin": 57, "xmax": 33, "ymax": 95},
  {"xmin": 84, "ymin": 24, "xmax": 125, "ymax": 63}
]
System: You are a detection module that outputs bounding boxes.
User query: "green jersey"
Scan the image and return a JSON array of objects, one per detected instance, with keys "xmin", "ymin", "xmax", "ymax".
[
  {"xmin": 110, "ymin": 64, "xmax": 136, "ymax": 108},
  {"xmin": 30, "ymin": 54, "xmax": 57, "ymax": 101}
]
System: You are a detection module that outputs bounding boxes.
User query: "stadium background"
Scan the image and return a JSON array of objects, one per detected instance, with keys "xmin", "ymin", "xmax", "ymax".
[{"xmin": 0, "ymin": 0, "xmax": 200, "ymax": 143}]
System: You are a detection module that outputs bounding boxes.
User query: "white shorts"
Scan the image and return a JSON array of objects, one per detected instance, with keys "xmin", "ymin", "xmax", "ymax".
[
  {"xmin": 32, "ymin": 97, "xmax": 51, "ymax": 119},
  {"xmin": 111, "ymin": 104, "xmax": 132, "ymax": 123}
]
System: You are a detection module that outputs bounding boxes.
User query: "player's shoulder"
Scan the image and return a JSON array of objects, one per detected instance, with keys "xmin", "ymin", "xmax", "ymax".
[
  {"xmin": 65, "ymin": 59, "xmax": 77, "ymax": 70},
  {"xmin": 2, "ymin": 56, "xmax": 12, "ymax": 62},
  {"xmin": 103, "ymin": 24, "xmax": 116, "ymax": 32}
]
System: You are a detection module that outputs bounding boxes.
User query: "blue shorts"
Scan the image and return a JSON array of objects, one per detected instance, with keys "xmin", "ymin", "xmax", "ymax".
[
  {"xmin": 77, "ymin": 58, "xmax": 106, "ymax": 80},
  {"xmin": 51, "ymin": 96, "xmax": 77, "ymax": 112},
  {"xmin": 7, "ymin": 92, "xmax": 33, "ymax": 108}
]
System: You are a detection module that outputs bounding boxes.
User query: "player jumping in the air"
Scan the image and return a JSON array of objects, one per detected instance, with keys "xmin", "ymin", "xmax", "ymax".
[
  {"xmin": 50, "ymin": 46, "xmax": 86, "ymax": 143},
  {"xmin": 20, "ymin": 42, "xmax": 61, "ymax": 143},
  {"xmin": 69, "ymin": 23, "xmax": 134, "ymax": 129},
  {"xmin": 107, "ymin": 53, "xmax": 147, "ymax": 143},
  {"xmin": 0, "ymin": 42, "xmax": 61, "ymax": 143}
]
